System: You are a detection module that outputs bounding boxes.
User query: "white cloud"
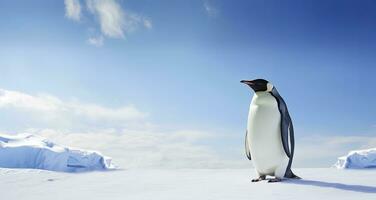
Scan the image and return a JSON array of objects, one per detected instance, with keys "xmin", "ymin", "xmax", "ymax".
[
  {"xmin": 64, "ymin": 0, "xmax": 82, "ymax": 21},
  {"xmin": 87, "ymin": 35, "xmax": 104, "ymax": 46},
  {"xmin": 66, "ymin": 0, "xmax": 153, "ymax": 47},
  {"xmin": 0, "ymin": 89, "xmax": 60, "ymax": 112},
  {"xmin": 70, "ymin": 102, "xmax": 147, "ymax": 122},
  {"xmin": 0, "ymin": 88, "xmax": 147, "ymax": 129},
  {"xmin": 203, "ymin": 0, "xmax": 219, "ymax": 18},
  {"xmin": 64, "ymin": 0, "xmax": 152, "ymax": 46},
  {"xmin": 86, "ymin": 0, "xmax": 125, "ymax": 38}
]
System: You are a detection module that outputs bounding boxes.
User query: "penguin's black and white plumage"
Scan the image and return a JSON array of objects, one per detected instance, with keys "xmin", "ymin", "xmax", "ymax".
[{"xmin": 241, "ymin": 79, "xmax": 299, "ymax": 182}]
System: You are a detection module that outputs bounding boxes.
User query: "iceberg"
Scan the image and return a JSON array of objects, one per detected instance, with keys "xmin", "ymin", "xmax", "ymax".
[
  {"xmin": 334, "ymin": 148, "xmax": 376, "ymax": 169},
  {"xmin": 0, "ymin": 133, "xmax": 115, "ymax": 172}
]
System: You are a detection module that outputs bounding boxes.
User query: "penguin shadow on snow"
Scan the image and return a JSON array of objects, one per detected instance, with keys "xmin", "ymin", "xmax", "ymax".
[{"xmin": 283, "ymin": 179, "xmax": 376, "ymax": 194}]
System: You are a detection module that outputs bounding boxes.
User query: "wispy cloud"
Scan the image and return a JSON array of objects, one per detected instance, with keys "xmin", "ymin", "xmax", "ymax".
[
  {"xmin": 87, "ymin": 35, "xmax": 104, "ymax": 47},
  {"xmin": 64, "ymin": 0, "xmax": 82, "ymax": 21},
  {"xmin": 0, "ymin": 88, "xmax": 147, "ymax": 129},
  {"xmin": 64, "ymin": 0, "xmax": 152, "ymax": 46},
  {"xmin": 0, "ymin": 89, "xmax": 60, "ymax": 112},
  {"xmin": 203, "ymin": 0, "xmax": 219, "ymax": 18},
  {"xmin": 86, "ymin": 0, "xmax": 126, "ymax": 38}
]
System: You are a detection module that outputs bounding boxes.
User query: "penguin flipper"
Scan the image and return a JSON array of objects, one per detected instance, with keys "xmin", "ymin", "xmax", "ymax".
[
  {"xmin": 271, "ymin": 88, "xmax": 293, "ymax": 158},
  {"xmin": 281, "ymin": 118, "xmax": 292, "ymax": 158},
  {"xmin": 245, "ymin": 130, "xmax": 252, "ymax": 160}
]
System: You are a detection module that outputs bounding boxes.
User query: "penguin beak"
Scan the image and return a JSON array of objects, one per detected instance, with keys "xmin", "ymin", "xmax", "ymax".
[{"xmin": 240, "ymin": 80, "xmax": 254, "ymax": 85}]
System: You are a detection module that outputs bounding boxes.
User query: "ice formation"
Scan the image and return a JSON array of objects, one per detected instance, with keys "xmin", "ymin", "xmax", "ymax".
[
  {"xmin": 334, "ymin": 148, "xmax": 376, "ymax": 169},
  {"xmin": 0, "ymin": 134, "xmax": 115, "ymax": 172}
]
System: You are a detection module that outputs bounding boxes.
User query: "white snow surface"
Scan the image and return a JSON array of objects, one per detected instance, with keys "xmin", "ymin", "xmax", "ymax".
[
  {"xmin": 334, "ymin": 148, "xmax": 376, "ymax": 169},
  {"xmin": 0, "ymin": 134, "xmax": 115, "ymax": 172},
  {"xmin": 0, "ymin": 168, "xmax": 375, "ymax": 200}
]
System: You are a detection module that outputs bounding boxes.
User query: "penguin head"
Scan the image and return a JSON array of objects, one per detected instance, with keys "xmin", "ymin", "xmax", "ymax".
[{"xmin": 240, "ymin": 79, "xmax": 274, "ymax": 92}]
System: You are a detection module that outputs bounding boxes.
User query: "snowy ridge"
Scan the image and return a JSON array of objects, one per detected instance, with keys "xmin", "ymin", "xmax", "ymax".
[
  {"xmin": 0, "ymin": 133, "xmax": 116, "ymax": 172},
  {"xmin": 334, "ymin": 148, "xmax": 376, "ymax": 169}
]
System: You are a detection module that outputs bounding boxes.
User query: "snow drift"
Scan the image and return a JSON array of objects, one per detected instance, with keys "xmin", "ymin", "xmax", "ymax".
[
  {"xmin": 334, "ymin": 148, "xmax": 376, "ymax": 169},
  {"xmin": 0, "ymin": 134, "xmax": 115, "ymax": 172}
]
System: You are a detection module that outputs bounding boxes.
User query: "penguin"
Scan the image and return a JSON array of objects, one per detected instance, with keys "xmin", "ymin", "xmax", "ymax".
[{"xmin": 241, "ymin": 79, "xmax": 300, "ymax": 182}]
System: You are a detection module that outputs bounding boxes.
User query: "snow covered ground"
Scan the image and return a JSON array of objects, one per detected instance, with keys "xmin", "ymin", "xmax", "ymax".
[{"xmin": 0, "ymin": 168, "xmax": 375, "ymax": 200}]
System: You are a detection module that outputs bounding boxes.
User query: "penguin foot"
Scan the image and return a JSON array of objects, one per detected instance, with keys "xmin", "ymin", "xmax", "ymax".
[
  {"xmin": 268, "ymin": 178, "xmax": 282, "ymax": 183},
  {"xmin": 251, "ymin": 175, "xmax": 266, "ymax": 182}
]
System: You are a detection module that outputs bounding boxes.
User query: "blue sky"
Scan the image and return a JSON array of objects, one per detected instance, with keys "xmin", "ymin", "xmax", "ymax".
[{"xmin": 0, "ymin": 0, "xmax": 376, "ymax": 168}]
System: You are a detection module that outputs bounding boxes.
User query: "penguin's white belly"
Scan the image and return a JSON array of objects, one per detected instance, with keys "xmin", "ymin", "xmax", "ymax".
[{"xmin": 247, "ymin": 93, "xmax": 289, "ymax": 176}]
